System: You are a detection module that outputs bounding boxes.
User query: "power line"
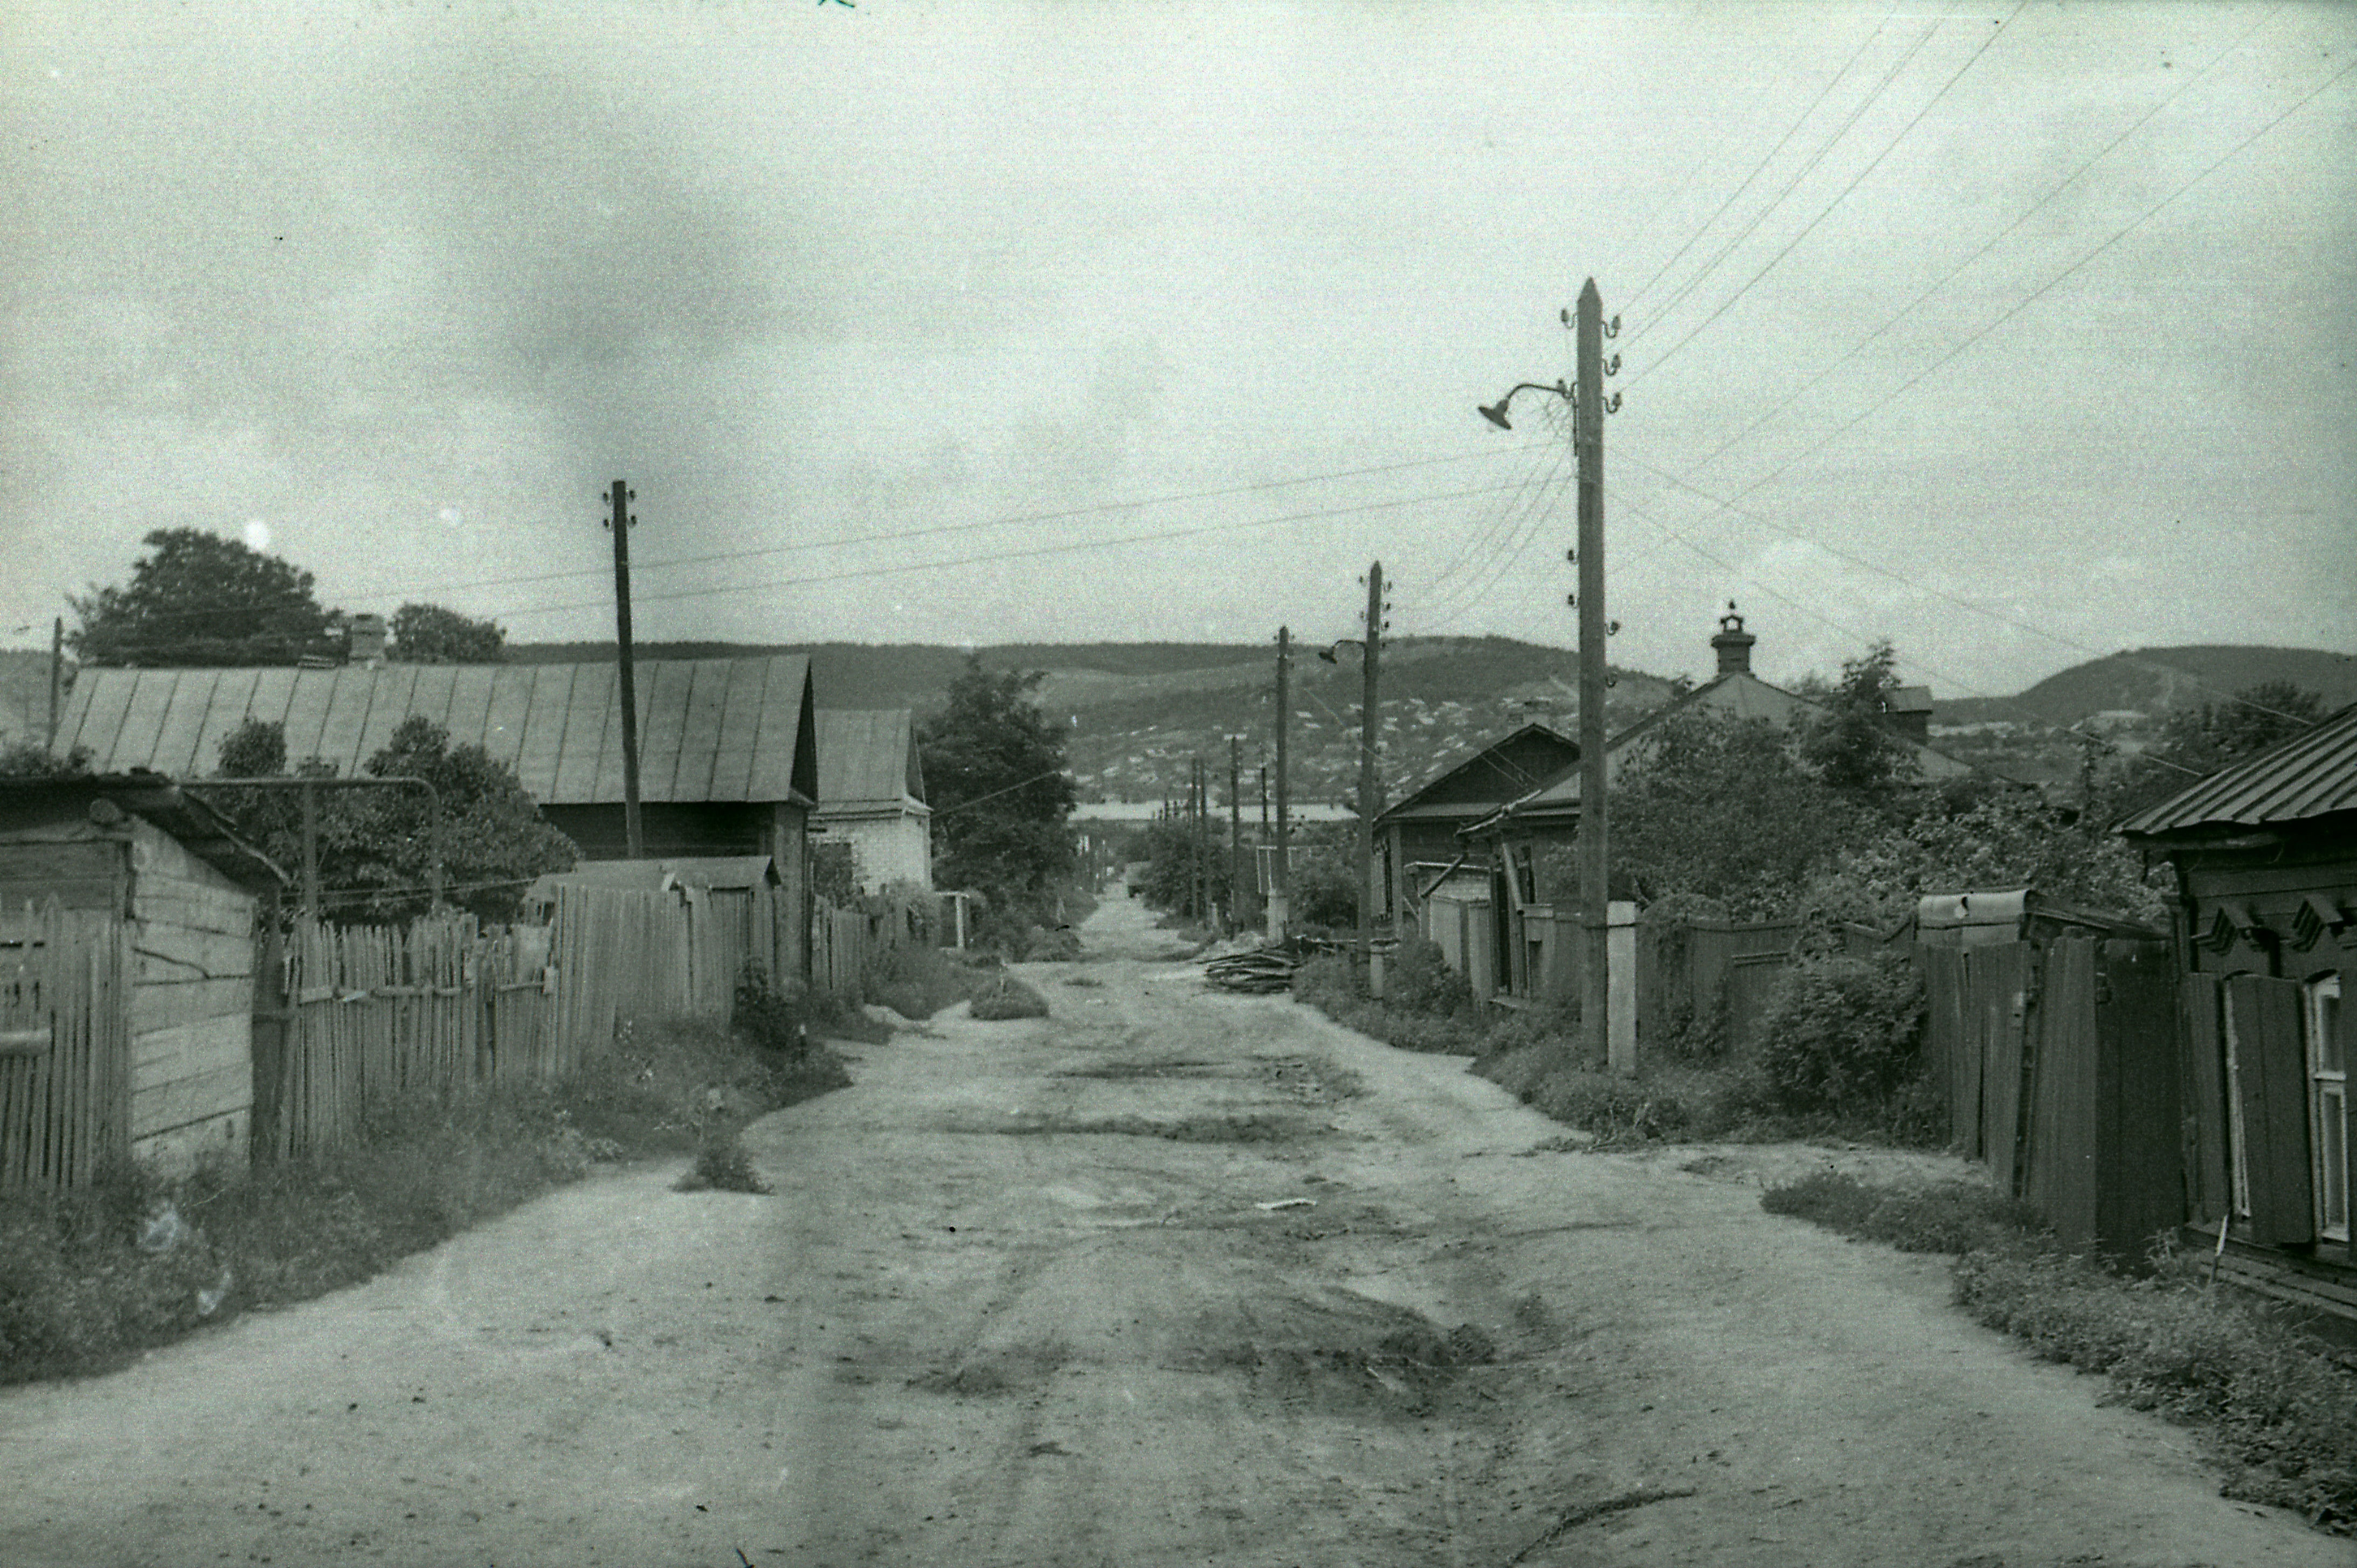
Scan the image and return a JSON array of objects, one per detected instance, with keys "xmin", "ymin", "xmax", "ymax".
[
  {"xmin": 1624, "ymin": 8, "xmax": 1948, "ymax": 349},
  {"xmin": 1625, "ymin": 0, "xmax": 2026, "ymax": 390},
  {"xmin": 1620, "ymin": 9, "xmax": 1900, "ymax": 322},
  {"xmin": 59, "ymin": 440, "xmax": 1560, "ymax": 635},
  {"xmin": 1676, "ymin": 3, "xmax": 2283, "ymax": 469}
]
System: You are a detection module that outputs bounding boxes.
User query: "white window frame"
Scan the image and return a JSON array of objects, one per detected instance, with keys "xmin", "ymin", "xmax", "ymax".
[{"xmin": 2305, "ymin": 972, "xmax": 2347, "ymax": 1244}]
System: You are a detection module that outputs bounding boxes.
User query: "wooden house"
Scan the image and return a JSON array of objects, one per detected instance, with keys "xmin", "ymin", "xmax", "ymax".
[
  {"xmin": 1456, "ymin": 610, "xmax": 1977, "ymax": 1003},
  {"xmin": 813, "ymin": 709, "xmax": 932, "ymax": 892},
  {"xmin": 54, "ymin": 655, "xmax": 821, "ymax": 974},
  {"xmin": 1372, "ymin": 721, "xmax": 1578, "ymax": 939},
  {"xmin": 0, "ymin": 774, "xmax": 283, "ymax": 1180},
  {"xmin": 2117, "ymin": 701, "xmax": 2357, "ymax": 1323}
]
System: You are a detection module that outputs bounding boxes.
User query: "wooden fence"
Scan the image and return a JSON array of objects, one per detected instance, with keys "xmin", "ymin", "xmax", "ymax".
[
  {"xmin": 0, "ymin": 902, "xmax": 131, "ymax": 1187},
  {"xmin": 1636, "ymin": 917, "xmax": 1803, "ymax": 1056},
  {"xmin": 263, "ymin": 880, "xmax": 790, "ymax": 1158},
  {"xmin": 1921, "ymin": 935, "xmax": 2181, "ymax": 1254}
]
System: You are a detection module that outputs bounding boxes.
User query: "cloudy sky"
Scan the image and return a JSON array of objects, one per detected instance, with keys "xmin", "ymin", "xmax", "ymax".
[{"xmin": 5, "ymin": 0, "xmax": 2352, "ymax": 696}]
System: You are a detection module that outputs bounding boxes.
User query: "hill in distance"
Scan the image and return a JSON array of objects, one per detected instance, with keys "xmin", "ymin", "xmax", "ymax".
[{"xmin": 1934, "ymin": 644, "xmax": 2357, "ymax": 729}]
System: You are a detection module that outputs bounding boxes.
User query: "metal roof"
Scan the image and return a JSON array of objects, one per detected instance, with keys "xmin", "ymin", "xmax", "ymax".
[
  {"xmin": 815, "ymin": 709, "xmax": 927, "ymax": 811},
  {"xmin": 2114, "ymin": 700, "xmax": 2357, "ymax": 838},
  {"xmin": 1371, "ymin": 722, "xmax": 1578, "ymax": 829},
  {"xmin": 54, "ymin": 657, "xmax": 818, "ymax": 808}
]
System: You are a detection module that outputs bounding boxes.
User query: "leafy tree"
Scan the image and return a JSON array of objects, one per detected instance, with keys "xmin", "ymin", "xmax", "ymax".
[
  {"xmin": 1133, "ymin": 814, "xmax": 1235, "ymax": 919},
  {"xmin": 1599, "ymin": 707, "xmax": 1864, "ymax": 919},
  {"xmin": 71, "ymin": 528, "xmax": 337, "ymax": 667},
  {"xmin": 390, "ymin": 603, "xmax": 506, "ymax": 664},
  {"xmin": 204, "ymin": 716, "xmax": 575, "ymax": 924},
  {"xmin": 2096, "ymin": 681, "xmax": 2329, "ymax": 823},
  {"xmin": 1798, "ymin": 639, "xmax": 1915, "ymax": 799},
  {"xmin": 918, "ymin": 657, "xmax": 1076, "ymax": 911}
]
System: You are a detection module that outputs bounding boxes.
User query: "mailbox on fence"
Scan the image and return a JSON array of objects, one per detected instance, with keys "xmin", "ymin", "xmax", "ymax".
[{"xmin": 1915, "ymin": 888, "xmax": 2161, "ymax": 949}]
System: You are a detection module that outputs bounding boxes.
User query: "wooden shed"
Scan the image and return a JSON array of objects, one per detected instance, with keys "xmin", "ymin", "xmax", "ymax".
[
  {"xmin": 2118, "ymin": 701, "xmax": 2357, "ymax": 1323},
  {"xmin": 0, "ymin": 775, "xmax": 284, "ymax": 1181}
]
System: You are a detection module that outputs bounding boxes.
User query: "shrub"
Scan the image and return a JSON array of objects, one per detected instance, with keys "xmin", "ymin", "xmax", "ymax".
[
  {"xmin": 675, "ymin": 1131, "xmax": 771, "ymax": 1195},
  {"xmin": 733, "ymin": 960, "xmax": 813, "ymax": 1058},
  {"xmin": 970, "ymin": 975, "xmax": 1049, "ymax": 1020},
  {"xmin": 1755, "ymin": 950, "xmax": 1925, "ymax": 1112},
  {"xmin": 863, "ymin": 942, "xmax": 979, "ymax": 1020},
  {"xmin": 1385, "ymin": 934, "xmax": 1473, "ymax": 1016},
  {"xmin": 1761, "ymin": 1170, "xmax": 2042, "ymax": 1253}
]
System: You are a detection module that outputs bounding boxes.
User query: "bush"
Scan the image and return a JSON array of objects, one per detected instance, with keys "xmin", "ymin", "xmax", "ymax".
[
  {"xmin": 970, "ymin": 975, "xmax": 1049, "ymax": 1020},
  {"xmin": 733, "ymin": 961, "xmax": 813, "ymax": 1058},
  {"xmin": 675, "ymin": 1131, "xmax": 771, "ymax": 1195},
  {"xmin": 1755, "ymin": 950, "xmax": 1925, "ymax": 1112},
  {"xmin": 863, "ymin": 942, "xmax": 980, "ymax": 1020},
  {"xmin": 1385, "ymin": 934, "xmax": 1473, "ymax": 1016}
]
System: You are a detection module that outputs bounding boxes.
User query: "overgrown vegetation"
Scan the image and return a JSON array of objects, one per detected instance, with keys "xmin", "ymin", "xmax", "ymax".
[
  {"xmin": 0, "ymin": 1015, "xmax": 847, "ymax": 1386},
  {"xmin": 969, "ymin": 974, "xmax": 1050, "ymax": 1021},
  {"xmin": 918, "ymin": 654, "xmax": 1079, "ymax": 952},
  {"xmin": 1765, "ymin": 1170, "xmax": 2357, "ymax": 1535}
]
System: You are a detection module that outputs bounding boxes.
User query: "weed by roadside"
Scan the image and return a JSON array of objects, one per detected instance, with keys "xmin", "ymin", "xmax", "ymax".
[
  {"xmin": 674, "ymin": 1130, "xmax": 771, "ymax": 1195},
  {"xmin": 1764, "ymin": 1170, "xmax": 2357, "ymax": 1535},
  {"xmin": 864, "ymin": 942, "xmax": 986, "ymax": 1021},
  {"xmin": 970, "ymin": 975, "xmax": 1049, "ymax": 1020}
]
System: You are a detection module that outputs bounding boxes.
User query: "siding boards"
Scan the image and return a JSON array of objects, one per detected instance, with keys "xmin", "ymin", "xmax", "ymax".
[
  {"xmin": 2096, "ymin": 939, "xmax": 2183, "ymax": 1252},
  {"xmin": 2181, "ymin": 973, "xmax": 2231, "ymax": 1224},
  {"xmin": 1975, "ymin": 942, "xmax": 2033, "ymax": 1194},
  {"xmin": 2023, "ymin": 938, "xmax": 2098, "ymax": 1246}
]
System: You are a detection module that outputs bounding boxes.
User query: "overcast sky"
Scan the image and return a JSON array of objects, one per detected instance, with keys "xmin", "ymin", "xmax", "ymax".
[{"xmin": 5, "ymin": 1, "xmax": 2352, "ymax": 696}]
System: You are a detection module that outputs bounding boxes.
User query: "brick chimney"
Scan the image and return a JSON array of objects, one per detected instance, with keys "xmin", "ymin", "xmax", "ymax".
[
  {"xmin": 347, "ymin": 613, "xmax": 388, "ymax": 667},
  {"xmin": 1709, "ymin": 603, "xmax": 1755, "ymax": 677}
]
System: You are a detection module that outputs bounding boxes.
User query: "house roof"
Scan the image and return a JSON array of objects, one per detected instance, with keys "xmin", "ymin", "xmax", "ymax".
[
  {"xmin": 1463, "ymin": 670, "xmax": 1977, "ymax": 835},
  {"xmin": 54, "ymin": 657, "xmax": 819, "ymax": 808},
  {"xmin": 0, "ymin": 772, "xmax": 285, "ymax": 890},
  {"xmin": 1372, "ymin": 723, "xmax": 1580, "ymax": 829},
  {"xmin": 2114, "ymin": 700, "xmax": 2357, "ymax": 839},
  {"xmin": 815, "ymin": 709, "xmax": 927, "ymax": 813}
]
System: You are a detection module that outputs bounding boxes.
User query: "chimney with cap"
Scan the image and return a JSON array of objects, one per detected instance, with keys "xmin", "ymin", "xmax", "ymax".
[{"xmin": 1709, "ymin": 603, "xmax": 1755, "ymax": 677}]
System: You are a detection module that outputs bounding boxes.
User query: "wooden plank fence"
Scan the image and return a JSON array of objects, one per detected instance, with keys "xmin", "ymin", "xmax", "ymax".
[
  {"xmin": 0, "ymin": 901, "xmax": 131, "ymax": 1188},
  {"xmin": 1921, "ymin": 934, "xmax": 2181, "ymax": 1255}
]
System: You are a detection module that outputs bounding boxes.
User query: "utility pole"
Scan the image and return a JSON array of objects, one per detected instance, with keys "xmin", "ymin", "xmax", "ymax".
[
  {"xmin": 607, "ymin": 479, "xmax": 645, "ymax": 859},
  {"xmin": 1271, "ymin": 626, "xmax": 1291, "ymax": 941},
  {"xmin": 1573, "ymin": 279, "xmax": 1613, "ymax": 1073},
  {"xmin": 45, "ymin": 618, "xmax": 62, "ymax": 750},
  {"xmin": 1193, "ymin": 756, "xmax": 1212, "ymax": 926},
  {"xmin": 1357, "ymin": 561, "xmax": 1384, "ymax": 973},
  {"xmin": 1227, "ymin": 735, "xmax": 1245, "ymax": 934}
]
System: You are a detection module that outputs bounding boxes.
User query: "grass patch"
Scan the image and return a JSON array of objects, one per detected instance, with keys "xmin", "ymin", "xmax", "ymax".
[
  {"xmin": 0, "ymin": 1015, "xmax": 847, "ymax": 1386},
  {"xmin": 970, "ymin": 975, "xmax": 1050, "ymax": 1020},
  {"xmin": 1760, "ymin": 1169, "xmax": 2043, "ymax": 1254},
  {"xmin": 1764, "ymin": 1171, "xmax": 2357, "ymax": 1535}
]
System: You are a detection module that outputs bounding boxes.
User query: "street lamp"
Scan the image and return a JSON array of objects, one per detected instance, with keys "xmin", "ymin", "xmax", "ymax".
[{"xmin": 1478, "ymin": 279, "xmax": 1616, "ymax": 1072}]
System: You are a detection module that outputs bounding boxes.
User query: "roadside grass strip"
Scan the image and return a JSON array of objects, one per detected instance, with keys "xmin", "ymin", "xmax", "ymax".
[{"xmin": 1764, "ymin": 1170, "xmax": 2357, "ymax": 1535}]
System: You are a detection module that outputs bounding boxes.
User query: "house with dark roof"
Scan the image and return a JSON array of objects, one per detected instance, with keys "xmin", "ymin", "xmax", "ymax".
[
  {"xmin": 813, "ymin": 710, "xmax": 931, "ymax": 892},
  {"xmin": 2118, "ymin": 700, "xmax": 2357, "ymax": 1320},
  {"xmin": 54, "ymin": 655, "xmax": 821, "ymax": 968},
  {"xmin": 1452, "ymin": 610, "xmax": 1979, "ymax": 1002},
  {"xmin": 1370, "ymin": 721, "xmax": 1578, "ymax": 969}
]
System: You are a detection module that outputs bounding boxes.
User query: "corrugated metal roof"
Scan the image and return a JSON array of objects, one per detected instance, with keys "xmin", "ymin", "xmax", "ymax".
[
  {"xmin": 2115, "ymin": 700, "xmax": 2357, "ymax": 837},
  {"xmin": 54, "ymin": 657, "xmax": 817, "ymax": 807},
  {"xmin": 815, "ymin": 709, "xmax": 925, "ymax": 810}
]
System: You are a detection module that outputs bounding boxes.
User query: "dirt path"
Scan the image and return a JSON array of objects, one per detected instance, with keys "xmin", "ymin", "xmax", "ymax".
[{"xmin": 1, "ymin": 894, "xmax": 2341, "ymax": 1567}]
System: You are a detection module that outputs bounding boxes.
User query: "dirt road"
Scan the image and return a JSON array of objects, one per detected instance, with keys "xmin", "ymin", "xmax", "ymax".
[{"xmin": 2, "ymin": 894, "xmax": 2342, "ymax": 1567}]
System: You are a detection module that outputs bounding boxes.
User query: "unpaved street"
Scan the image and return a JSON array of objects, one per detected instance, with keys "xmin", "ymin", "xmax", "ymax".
[{"xmin": 2, "ymin": 895, "xmax": 2342, "ymax": 1567}]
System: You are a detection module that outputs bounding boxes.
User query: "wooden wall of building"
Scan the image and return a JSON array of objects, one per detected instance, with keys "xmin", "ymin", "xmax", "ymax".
[{"xmin": 124, "ymin": 817, "xmax": 257, "ymax": 1169}]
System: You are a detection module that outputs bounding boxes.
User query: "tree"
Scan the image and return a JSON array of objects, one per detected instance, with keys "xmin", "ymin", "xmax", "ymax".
[
  {"xmin": 204, "ymin": 716, "xmax": 575, "ymax": 924},
  {"xmin": 71, "ymin": 528, "xmax": 337, "ymax": 667},
  {"xmin": 1599, "ymin": 706, "xmax": 1864, "ymax": 919},
  {"xmin": 0, "ymin": 741, "xmax": 91, "ymax": 778},
  {"xmin": 2096, "ymin": 681, "xmax": 2329, "ymax": 823},
  {"xmin": 917, "ymin": 657, "xmax": 1076, "ymax": 910},
  {"xmin": 1797, "ymin": 639, "xmax": 1914, "ymax": 799},
  {"xmin": 390, "ymin": 603, "xmax": 506, "ymax": 664}
]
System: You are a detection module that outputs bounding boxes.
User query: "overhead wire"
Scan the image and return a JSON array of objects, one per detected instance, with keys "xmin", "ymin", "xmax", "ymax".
[
  {"xmin": 1619, "ymin": 8, "xmax": 1900, "ymax": 323},
  {"xmin": 1674, "ymin": 1, "xmax": 2284, "ymax": 475},
  {"xmin": 1623, "ymin": 6, "xmax": 1947, "ymax": 349},
  {"xmin": 1623, "ymin": 0, "xmax": 2027, "ymax": 391}
]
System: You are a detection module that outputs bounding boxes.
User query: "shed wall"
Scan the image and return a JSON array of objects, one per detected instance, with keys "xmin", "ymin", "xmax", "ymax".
[{"xmin": 125, "ymin": 817, "xmax": 257, "ymax": 1168}]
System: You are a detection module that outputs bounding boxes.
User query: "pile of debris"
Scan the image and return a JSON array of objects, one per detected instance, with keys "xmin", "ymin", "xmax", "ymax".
[{"xmin": 1203, "ymin": 948, "xmax": 1299, "ymax": 994}]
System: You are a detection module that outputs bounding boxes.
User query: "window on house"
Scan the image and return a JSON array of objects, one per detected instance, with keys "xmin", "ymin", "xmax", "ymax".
[{"xmin": 2307, "ymin": 973, "xmax": 2347, "ymax": 1243}]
